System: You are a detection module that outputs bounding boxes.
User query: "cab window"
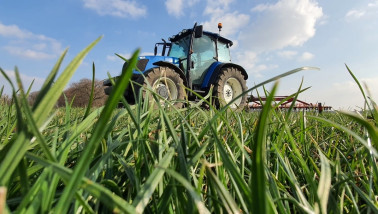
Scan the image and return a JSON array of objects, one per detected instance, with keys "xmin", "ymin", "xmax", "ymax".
[
  {"xmin": 191, "ymin": 35, "xmax": 217, "ymax": 84},
  {"xmin": 217, "ymin": 42, "xmax": 231, "ymax": 62}
]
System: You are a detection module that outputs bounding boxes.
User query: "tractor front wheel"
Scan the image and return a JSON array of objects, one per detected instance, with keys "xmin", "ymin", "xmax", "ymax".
[
  {"xmin": 141, "ymin": 66, "xmax": 185, "ymax": 108},
  {"xmin": 214, "ymin": 67, "xmax": 248, "ymax": 109}
]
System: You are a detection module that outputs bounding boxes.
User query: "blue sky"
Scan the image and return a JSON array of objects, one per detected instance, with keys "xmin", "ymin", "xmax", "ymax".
[{"xmin": 1, "ymin": 0, "xmax": 377, "ymax": 109}]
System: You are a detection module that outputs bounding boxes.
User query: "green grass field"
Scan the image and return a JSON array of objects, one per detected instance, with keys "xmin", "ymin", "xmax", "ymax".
[{"xmin": 1, "ymin": 38, "xmax": 377, "ymax": 213}]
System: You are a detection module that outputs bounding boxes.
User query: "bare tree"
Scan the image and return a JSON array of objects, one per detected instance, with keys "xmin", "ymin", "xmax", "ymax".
[
  {"xmin": 28, "ymin": 91, "xmax": 39, "ymax": 106},
  {"xmin": 0, "ymin": 94, "xmax": 12, "ymax": 105},
  {"xmin": 25, "ymin": 79, "xmax": 107, "ymax": 108},
  {"xmin": 57, "ymin": 79, "xmax": 107, "ymax": 108}
]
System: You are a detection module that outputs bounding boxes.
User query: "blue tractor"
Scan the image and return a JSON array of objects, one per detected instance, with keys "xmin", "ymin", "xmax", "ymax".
[{"xmin": 103, "ymin": 23, "xmax": 248, "ymax": 108}]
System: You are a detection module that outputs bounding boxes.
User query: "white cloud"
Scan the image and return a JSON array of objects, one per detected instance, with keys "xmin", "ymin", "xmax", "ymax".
[
  {"xmin": 165, "ymin": 0, "xmax": 184, "ymax": 17},
  {"xmin": 239, "ymin": 0, "xmax": 323, "ymax": 52},
  {"xmin": 188, "ymin": 0, "xmax": 200, "ymax": 7},
  {"xmin": 300, "ymin": 52, "xmax": 314, "ymax": 61},
  {"xmin": 233, "ymin": 50, "xmax": 278, "ymax": 79},
  {"xmin": 277, "ymin": 50, "xmax": 314, "ymax": 61},
  {"xmin": 368, "ymin": 1, "xmax": 378, "ymax": 7},
  {"xmin": 4, "ymin": 46, "xmax": 53, "ymax": 60},
  {"xmin": 277, "ymin": 50, "xmax": 298, "ymax": 59},
  {"xmin": 201, "ymin": 0, "xmax": 249, "ymax": 38},
  {"xmin": 361, "ymin": 77, "xmax": 378, "ymax": 103},
  {"xmin": 199, "ymin": 0, "xmax": 322, "ymax": 79},
  {"xmin": 203, "ymin": 12, "xmax": 250, "ymax": 38},
  {"xmin": 0, "ymin": 23, "xmax": 33, "ymax": 39},
  {"xmin": 203, "ymin": 0, "xmax": 234, "ymax": 16},
  {"xmin": 165, "ymin": 0, "xmax": 200, "ymax": 18},
  {"xmin": 0, "ymin": 69, "xmax": 45, "ymax": 95},
  {"xmin": 346, "ymin": 10, "xmax": 365, "ymax": 19},
  {"xmin": 346, "ymin": 1, "xmax": 378, "ymax": 20},
  {"xmin": 323, "ymin": 77, "xmax": 378, "ymax": 109},
  {"xmin": 234, "ymin": 51, "xmax": 257, "ymax": 72},
  {"xmin": 83, "ymin": 0, "xmax": 146, "ymax": 18},
  {"xmin": 0, "ymin": 22, "xmax": 63, "ymax": 60}
]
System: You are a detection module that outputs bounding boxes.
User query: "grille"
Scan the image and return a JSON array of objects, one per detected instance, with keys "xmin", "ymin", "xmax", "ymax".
[{"xmin": 136, "ymin": 59, "xmax": 149, "ymax": 71}]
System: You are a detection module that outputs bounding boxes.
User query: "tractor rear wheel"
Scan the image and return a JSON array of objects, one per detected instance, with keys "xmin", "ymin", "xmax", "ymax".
[
  {"xmin": 140, "ymin": 66, "xmax": 185, "ymax": 108},
  {"xmin": 214, "ymin": 67, "xmax": 247, "ymax": 109}
]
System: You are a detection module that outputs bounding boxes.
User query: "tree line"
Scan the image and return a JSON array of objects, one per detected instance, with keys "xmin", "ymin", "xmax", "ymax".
[{"xmin": 1, "ymin": 78, "xmax": 108, "ymax": 108}]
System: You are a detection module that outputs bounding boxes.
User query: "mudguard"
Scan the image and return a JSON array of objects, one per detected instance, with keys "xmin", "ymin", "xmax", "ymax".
[
  {"xmin": 152, "ymin": 61, "xmax": 188, "ymax": 87},
  {"xmin": 201, "ymin": 62, "xmax": 248, "ymax": 89}
]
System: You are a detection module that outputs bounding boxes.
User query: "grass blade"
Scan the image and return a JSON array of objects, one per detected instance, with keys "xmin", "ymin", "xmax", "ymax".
[
  {"xmin": 250, "ymin": 82, "xmax": 279, "ymax": 214},
  {"xmin": 26, "ymin": 153, "xmax": 137, "ymax": 213},
  {"xmin": 0, "ymin": 37, "xmax": 101, "ymax": 186},
  {"xmin": 308, "ymin": 116, "xmax": 378, "ymax": 158},
  {"xmin": 83, "ymin": 62, "xmax": 96, "ymax": 119},
  {"xmin": 210, "ymin": 123, "xmax": 251, "ymax": 212},
  {"xmin": 132, "ymin": 147, "xmax": 175, "ymax": 214},
  {"xmin": 205, "ymin": 162, "xmax": 241, "ymax": 214},
  {"xmin": 0, "ymin": 187, "xmax": 7, "ymax": 214},
  {"xmin": 33, "ymin": 36, "xmax": 102, "ymax": 128},
  {"xmin": 163, "ymin": 168, "xmax": 211, "ymax": 214},
  {"xmin": 32, "ymin": 49, "xmax": 68, "ymax": 110},
  {"xmin": 55, "ymin": 49, "xmax": 138, "ymax": 213},
  {"xmin": 314, "ymin": 150, "xmax": 331, "ymax": 214},
  {"xmin": 342, "ymin": 111, "xmax": 378, "ymax": 149},
  {"xmin": 345, "ymin": 64, "xmax": 373, "ymax": 114}
]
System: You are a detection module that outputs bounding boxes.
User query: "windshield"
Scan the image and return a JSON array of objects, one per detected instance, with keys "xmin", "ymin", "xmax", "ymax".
[{"xmin": 168, "ymin": 35, "xmax": 190, "ymax": 59}]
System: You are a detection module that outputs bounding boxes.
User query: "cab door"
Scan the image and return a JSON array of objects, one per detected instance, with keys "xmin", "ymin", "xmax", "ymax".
[{"xmin": 191, "ymin": 35, "xmax": 217, "ymax": 85}]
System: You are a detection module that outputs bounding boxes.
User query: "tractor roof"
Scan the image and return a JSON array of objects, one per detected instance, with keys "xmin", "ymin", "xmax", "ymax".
[{"xmin": 169, "ymin": 28, "xmax": 233, "ymax": 47}]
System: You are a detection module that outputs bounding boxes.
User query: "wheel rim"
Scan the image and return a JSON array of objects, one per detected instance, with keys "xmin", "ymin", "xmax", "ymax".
[
  {"xmin": 152, "ymin": 77, "xmax": 178, "ymax": 100},
  {"xmin": 223, "ymin": 77, "xmax": 243, "ymax": 108}
]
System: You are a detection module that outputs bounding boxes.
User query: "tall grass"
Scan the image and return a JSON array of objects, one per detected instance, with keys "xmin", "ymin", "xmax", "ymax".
[{"xmin": 0, "ymin": 39, "xmax": 377, "ymax": 213}]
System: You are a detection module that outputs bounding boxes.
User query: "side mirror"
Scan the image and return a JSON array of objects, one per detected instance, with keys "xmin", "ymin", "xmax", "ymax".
[
  {"xmin": 194, "ymin": 25, "xmax": 203, "ymax": 38},
  {"xmin": 154, "ymin": 45, "xmax": 157, "ymax": 56}
]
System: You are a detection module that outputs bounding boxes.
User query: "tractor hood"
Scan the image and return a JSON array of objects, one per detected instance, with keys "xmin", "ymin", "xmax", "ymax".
[
  {"xmin": 132, "ymin": 55, "xmax": 180, "ymax": 74},
  {"xmin": 103, "ymin": 55, "xmax": 180, "ymax": 86}
]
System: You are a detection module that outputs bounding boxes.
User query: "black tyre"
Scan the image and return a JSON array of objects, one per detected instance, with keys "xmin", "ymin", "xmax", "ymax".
[
  {"xmin": 103, "ymin": 79, "xmax": 140, "ymax": 105},
  {"xmin": 213, "ymin": 67, "xmax": 248, "ymax": 109},
  {"xmin": 140, "ymin": 66, "xmax": 185, "ymax": 108}
]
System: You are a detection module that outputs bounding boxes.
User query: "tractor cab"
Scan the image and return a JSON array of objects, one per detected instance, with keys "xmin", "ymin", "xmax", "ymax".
[{"xmin": 168, "ymin": 26, "xmax": 233, "ymax": 85}]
